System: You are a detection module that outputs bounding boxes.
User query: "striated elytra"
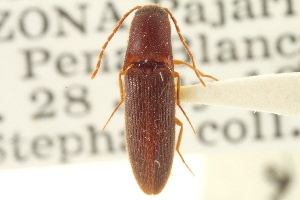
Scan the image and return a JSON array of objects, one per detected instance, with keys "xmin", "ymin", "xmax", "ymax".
[{"xmin": 91, "ymin": 4, "xmax": 217, "ymax": 195}]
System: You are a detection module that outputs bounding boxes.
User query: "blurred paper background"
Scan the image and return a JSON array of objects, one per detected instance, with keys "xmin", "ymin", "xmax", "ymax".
[{"xmin": 0, "ymin": 0, "xmax": 299, "ymax": 199}]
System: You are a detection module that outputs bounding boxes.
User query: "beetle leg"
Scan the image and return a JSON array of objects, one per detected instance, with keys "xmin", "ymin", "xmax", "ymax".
[
  {"xmin": 173, "ymin": 60, "xmax": 218, "ymax": 87},
  {"xmin": 102, "ymin": 70, "xmax": 126, "ymax": 131},
  {"xmin": 175, "ymin": 117, "xmax": 195, "ymax": 176},
  {"xmin": 173, "ymin": 71, "xmax": 196, "ymax": 134}
]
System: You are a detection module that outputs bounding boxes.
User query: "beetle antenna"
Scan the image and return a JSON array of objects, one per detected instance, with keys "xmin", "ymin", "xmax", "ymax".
[
  {"xmin": 91, "ymin": 6, "xmax": 143, "ymax": 79},
  {"xmin": 163, "ymin": 7, "xmax": 208, "ymax": 85}
]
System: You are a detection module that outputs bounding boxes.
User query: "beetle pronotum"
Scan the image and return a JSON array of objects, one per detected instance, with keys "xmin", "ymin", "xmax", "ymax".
[{"xmin": 91, "ymin": 4, "xmax": 218, "ymax": 195}]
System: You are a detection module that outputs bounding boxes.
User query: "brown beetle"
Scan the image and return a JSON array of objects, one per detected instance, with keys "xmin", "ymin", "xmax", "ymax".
[{"xmin": 91, "ymin": 4, "xmax": 217, "ymax": 195}]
